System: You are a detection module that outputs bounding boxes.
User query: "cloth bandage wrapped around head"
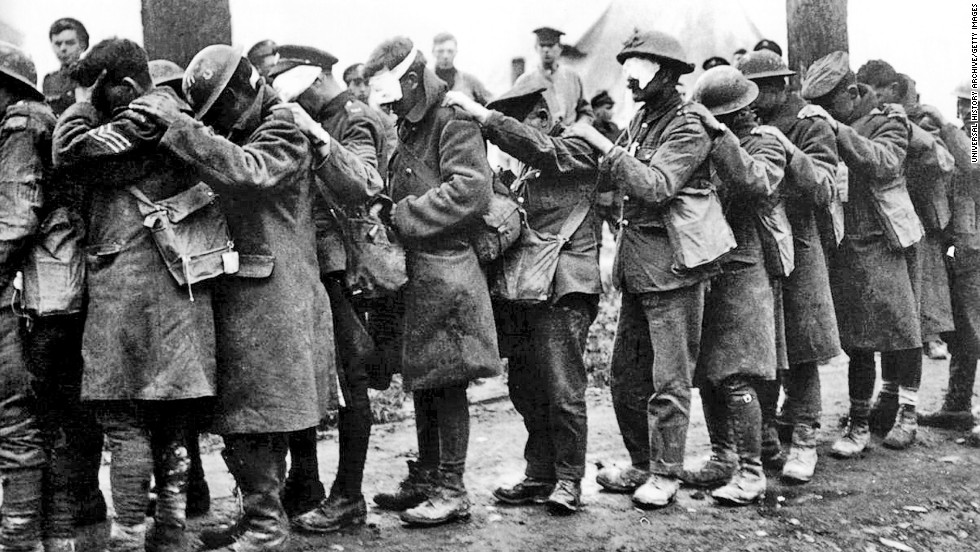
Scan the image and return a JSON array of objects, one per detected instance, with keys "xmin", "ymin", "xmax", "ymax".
[
  {"xmin": 623, "ymin": 57, "xmax": 661, "ymax": 89},
  {"xmin": 271, "ymin": 65, "xmax": 321, "ymax": 102},
  {"xmin": 369, "ymin": 47, "xmax": 419, "ymax": 104}
]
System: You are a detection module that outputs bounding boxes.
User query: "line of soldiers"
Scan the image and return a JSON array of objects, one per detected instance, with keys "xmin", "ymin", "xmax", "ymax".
[{"xmin": 0, "ymin": 20, "xmax": 977, "ymax": 552}]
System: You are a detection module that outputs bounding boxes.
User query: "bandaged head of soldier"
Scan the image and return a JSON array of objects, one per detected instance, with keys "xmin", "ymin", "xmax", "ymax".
[
  {"xmin": 364, "ymin": 36, "xmax": 427, "ymax": 117},
  {"xmin": 69, "ymin": 38, "xmax": 152, "ymax": 116},
  {"xmin": 616, "ymin": 29, "xmax": 693, "ymax": 104}
]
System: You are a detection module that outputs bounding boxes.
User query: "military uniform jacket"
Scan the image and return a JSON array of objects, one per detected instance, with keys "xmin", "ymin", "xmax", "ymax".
[
  {"xmin": 388, "ymin": 70, "xmax": 502, "ymax": 391},
  {"xmin": 597, "ymin": 92, "xmax": 717, "ymax": 293},
  {"xmin": 311, "ymin": 90, "xmax": 387, "ymax": 275},
  {"xmin": 159, "ymin": 85, "xmax": 335, "ymax": 433},
  {"xmin": 767, "ymin": 94, "xmax": 842, "ymax": 365},
  {"xmin": 941, "ymin": 122, "xmax": 980, "ymax": 272},
  {"xmin": 436, "ymin": 67, "xmax": 492, "ymax": 106},
  {"xmin": 696, "ymin": 127, "xmax": 786, "ymax": 384},
  {"xmin": 0, "ymin": 101, "xmax": 52, "ymax": 398},
  {"xmin": 906, "ymin": 108, "xmax": 955, "ymax": 231},
  {"xmin": 42, "ymin": 68, "xmax": 77, "ymax": 117},
  {"xmin": 830, "ymin": 96, "xmax": 921, "ymax": 351},
  {"xmin": 483, "ymin": 111, "xmax": 603, "ymax": 300},
  {"xmin": 53, "ymin": 94, "xmax": 217, "ymax": 402},
  {"xmin": 514, "ymin": 65, "xmax": 593, "ymax": 125}
]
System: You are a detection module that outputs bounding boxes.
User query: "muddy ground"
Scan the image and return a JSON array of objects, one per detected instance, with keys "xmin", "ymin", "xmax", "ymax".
[{"xmin": 71, "ymin": 353, "xmax": 980, "ymax": 552}]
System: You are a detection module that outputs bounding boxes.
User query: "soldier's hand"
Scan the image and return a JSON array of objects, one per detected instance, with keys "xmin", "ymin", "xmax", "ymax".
[
  {"xmin": 752, "ymin": 125, "xmax": 796, "ymax": 158},
  {"xmin": 443, "ymin": 91, "xmax": 490, "ymax": 124},
  {"xmin": 881, "ymin": 103, "xmax": 908, "ymax": 120},
  {"xmin": 271, "ymin": 103, "xmax": 319, "ymax": 135},
  {"xmin": 563, "ymin": 123, "xmax": 613, "ymax": 154},
  {"xmin": 74, "ymin": 69, "xmax": 105, "ymax": 104},
  {"xmin": 129, "ymin": 89, "xmax": 182, "ymax": 126},
  {"xmin": 797, "ymin": 104, "xmax": 838, "ymax": 132},
  {"xmin": 681, "ymin": 102, "xmax": 726, "ymax": 136},
  {"xmin": 917, "ymin": 104, "xmax": 947, "ymax": 126}
]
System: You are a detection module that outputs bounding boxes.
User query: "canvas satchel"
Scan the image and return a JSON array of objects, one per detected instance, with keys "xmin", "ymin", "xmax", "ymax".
[
  {"xmin": 663, "ymin": 185, "xmax": 737, "ymax": 271},
  {"xmin": 128, "ymin": 183, "xmax": 237, "ymax": 300},
  {"xmin": 18, "ymin": 207, "xmax": 85, "ymax": 316}
]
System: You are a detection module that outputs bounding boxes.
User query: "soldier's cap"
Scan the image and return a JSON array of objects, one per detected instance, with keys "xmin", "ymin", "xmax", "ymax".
[
  {"xmin": 533, "ymin": 27, "xmax": 564, "ymax": 46},
  {"xmin": 268, "ymin": 44, "xmax": 339, "ymax": 80},
  {"xmin": 149, "ymin": 59, "xmax": 184, "ymax": 87},
  {"xmin": 753, "ymin": 39, "xmax": 783, "ymax": 57},
  {"xmin": 591, "ymin": 90, "xmax": 615, "ymax": 109},
  {"xmin": 247, "ymin": 39, "xmax": 278, "ymax": 63},
  {"xmin": 736, "ymin": 49, "xmax": 795, "ymax": 80},
  {"xmin": 801, "ymin": 50, "xmax": 850, "ymax": 100},
  {"xmin": 616, "ymin": 29, "xmax": 694, "ymax": 74},
  {"xmin": 488, "ymin": 75, "xmax": 551, "ymax": 121},
  {"xmin": 955, "ymin": 80, "xmax": 976, "ymax": 100},
  {"xmin": 0, "ymin": 41, "xmax": 42, "ymax": 101},
  {"xmin": 702, "ymin": 56, "xmax": 730, "ymax": 71}
]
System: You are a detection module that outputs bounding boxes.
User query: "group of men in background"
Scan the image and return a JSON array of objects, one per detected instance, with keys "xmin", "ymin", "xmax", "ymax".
[{"xmin": 0, "ymin": 13, "xmax": 977, "ymax": 552}]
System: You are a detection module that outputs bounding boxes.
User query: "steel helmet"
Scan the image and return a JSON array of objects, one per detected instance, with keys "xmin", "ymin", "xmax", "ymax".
[
  {"xmin": 0, "ymin": 41, "xmax": 42, "ymax": 101},
  {"xmin": 691, "ymin": 65, "xmax": 759, "ymax": 116},
  {"xmin": 616, "ymin": 29, "xmax": 694, "ymax": 74},
  {"xmin": 149, "ymin": 59, "xmax": 185, "ymax": 87},
  {"xmin": 736, "ymin": 50, "xmax": 795, "ymax": 81},
  {"xmin": 183, "ymin": 44, "xmax": 245, "ymax": 119}
]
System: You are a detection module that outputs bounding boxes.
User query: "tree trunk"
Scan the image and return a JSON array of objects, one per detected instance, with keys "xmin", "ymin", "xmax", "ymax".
[
  {"xmin": 786, "ymin": 0, "xmax": 848, "ymax": 77},
  {"xmin": 142, "ymin": 0, "xmax": 231, "ymax": 68}
]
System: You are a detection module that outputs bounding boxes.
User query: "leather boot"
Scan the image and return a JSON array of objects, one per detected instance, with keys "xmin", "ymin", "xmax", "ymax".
[
  {"xmin": 920, "ymin": 355, "xmax": 977, "ymax": 431},
  {"xmin": 883, "ymin": 404, "xmax": 918, "ymax": 450},
  {"xmin": 595, "ymin": 464, "xmax": 648, "ymax": 493},
  {"xmin": 781, "ymin": 424, "xmax": 818, "ymax": 483},
  {"xmin": 106, "ymin": 521, "xmax": 146, "ymax": 552},
  {"xmin": 400, "ymin": 471, "xmax": 470, "ymax": 526},
  {"xmin": 373, "ymin": 460, "xmax": 435, "ymax": 511},
  {"xmin": 631, "ymin": 474, "xmax": 679, "ymax": 509},
  {"xmin": 869, "ymin": 390, "xmax": 899, "ymax": 436},
  {"xmin": 210, "ymin": 436, "xmax": 289, "ymax": 552},
  {"xmin": 281, "ymin": 428, "xmax": 324, "ymax": 518},
  {"xmin": 682, "ymin": 387, "xmax": 735, "ymax": 488},
  {"xmin": 545, "ymin": 479, "xmax": 581, "ymax": 515},
  {"xmin": 145, "ymin": 524, "xmax": 188, "ymax": 552},
  {"xmin": 291, "ymin": 494, "xmax": 367, "ymax": 534},
  {"xmin": 711, "ymin": 380, "xmax": 766, "ymax": 506},
  {"xmin": 0, "ymin": 468, "xmax": 44, "ymax": 552},
  {"xmin": 831, "ymin": 418, "xmax": 870, "ymax": 458},
  {"xmin": 492, "ymin": 477, "xmax": 555, "ymax": 505}
]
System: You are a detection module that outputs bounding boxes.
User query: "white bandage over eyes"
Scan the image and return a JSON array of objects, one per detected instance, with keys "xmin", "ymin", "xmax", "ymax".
[
  {"xmin": 623, "ymin": 57, "xmax": 661, "ymax": 89},
  {"xmin": 271, "ymin": 65, "xmax": 321, "ymax": 102},
  {"xmin": 369, "ymin": 47, "xmax": 419, "ymax": 104}
]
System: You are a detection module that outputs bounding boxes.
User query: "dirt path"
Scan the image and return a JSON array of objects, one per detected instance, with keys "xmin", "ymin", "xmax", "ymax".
[{"xmin": 73, "ymin": 356, "xmax": 980, "ymax": 552}]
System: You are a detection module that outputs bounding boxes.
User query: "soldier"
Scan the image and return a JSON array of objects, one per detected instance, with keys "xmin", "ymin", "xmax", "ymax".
[
  {"xmin": 362, "ymin": 36, "xmax": 501, "ymax": 526},
  {"xmin": 684, "ymin": 66, "xmax": 790, "ymax": 505},
  {"xmin": 918, "ymin": 83, "xmax": 980, "ymax": 435},
  {"xmin": 590, "ymin": 90, "xmax": 621, "ymax": 142},
  {"xmin": 42, "ymin": 18, "xmax": 88, "ymax": 117},
  {"xmin": 514, "ymin": 27, "xmax": 592, "ymax": 125},
  {"xmin": 798, "ymin": 51, "xmax": 923, "ymax": 456},
  {"xmin": 445, "ymin": 79, "xmax": 602, "ymax": 514},
  {"xmin": 858, "ymin": 62, "xmax": 956, "ymax": 365},
  {"xmin": 0, "ymin": 41, "xmax": 52, "ymax": 552},
  {"xmin": 132, "ymin": 44, "xmax": 336, "ymax": 551},
  {"xmin": 247, "ymin": 39, "xmax": 279, "ymax": 79},
  {"xmin": 54, "ymin": 39, "xmax": 217, "ymax": 552},
  {"xmin": 342, "ymin": 63, "xmax": 370, "ymax": 104},
  {"xmin": 267, "ymin": 44, "xmax": 387, "ymax": 533},
  {"xmin": 565, "ymin": 29, "xmax": 721, "ymax": 509},
  {"xmin": 432, "ymin": 32, "xmax": 491, "ymax": 105},
  {"xmin": 735, "ymin": 50, "xmax": 841, "ymax": 483}
]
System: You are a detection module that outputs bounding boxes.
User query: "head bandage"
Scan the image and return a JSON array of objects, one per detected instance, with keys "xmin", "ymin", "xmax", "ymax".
[
  {"xmin": 623, "ymin": 57, "xmax": 661, "ymax": 89},
  {"xmin": 272, "ymin": 65, "xmax": 321, "ymax": 102},
  {"xmin": 369, "ymin": 47, "xmax": 419, "ymax": 104}
]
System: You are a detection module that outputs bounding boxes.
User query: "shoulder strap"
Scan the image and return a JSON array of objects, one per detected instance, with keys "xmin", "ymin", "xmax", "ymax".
[
  {"xmin": 557, "ymin": 194, "xmax": 593, "ymax": 241},
  {"xmin": 126, "ymin": 186, "xmax": 160, "ymax": 217}
]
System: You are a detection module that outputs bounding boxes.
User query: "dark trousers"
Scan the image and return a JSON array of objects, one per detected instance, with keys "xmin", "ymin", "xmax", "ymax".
[
  {"xmin": 25, "ymin": 313, "xmax": 103, "ymax": 537},
  {"xmin": 940, "ymin": 266, "xmax": 980, "ymax": 410},
  {"xmin": 783, "ymin": 362, "xmax": 822, "ymax": 428},
  {"xmin": 610, "ymin": 284, "xmax": 705, "ymax": 476},
  {"xmin": 847, "ymin": 348, "xmax": 922, "ymax": 417},
  {"xmin": 495, "ymin": 294, "xmax": 598, "ymax": 481},
  {"xmin": 95, "ymin": 400, "xmax": 201, "ymax": 529},
  {"xmin": 414, "ymin": 385, "xmax": 469, "ymax": 476}
]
